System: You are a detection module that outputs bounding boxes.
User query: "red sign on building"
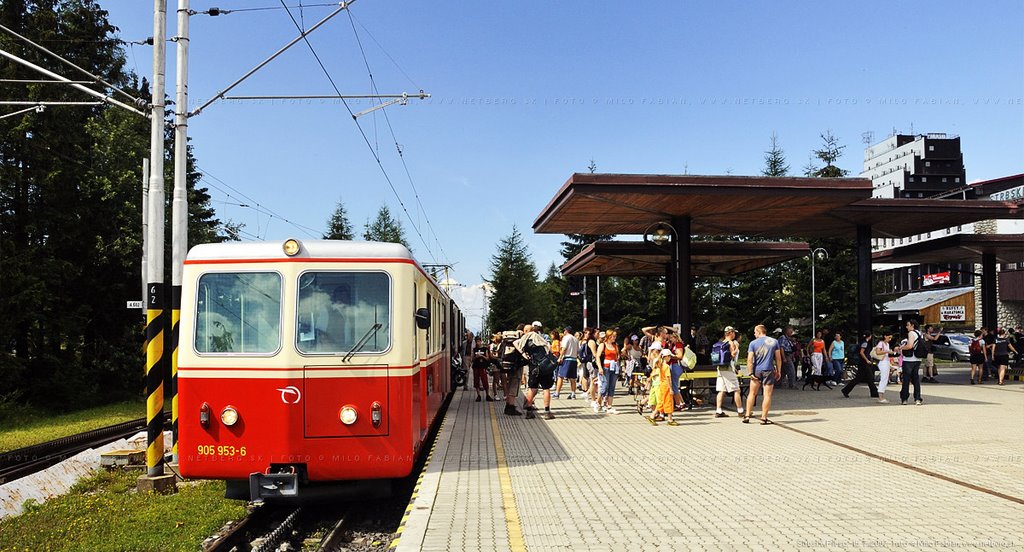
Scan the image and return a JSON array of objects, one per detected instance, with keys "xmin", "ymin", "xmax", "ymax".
[{"xmin": 922, "ymin": 272, "xmax": 951, "ymax": 287}]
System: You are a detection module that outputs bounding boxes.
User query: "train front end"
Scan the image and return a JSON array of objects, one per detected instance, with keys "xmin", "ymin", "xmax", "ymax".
[{"xmin": 177, "ymin": 239, "xmax": 428, "ymax": 500}]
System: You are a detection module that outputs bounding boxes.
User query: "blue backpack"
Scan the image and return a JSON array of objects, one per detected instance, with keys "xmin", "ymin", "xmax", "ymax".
[
  {"xmin": 578, "ymin": 341, "xmax": 594, "ymax": 363},
  {"xmin": 711, "ymin": 340, "xmax": 731, "ymax": 366}
]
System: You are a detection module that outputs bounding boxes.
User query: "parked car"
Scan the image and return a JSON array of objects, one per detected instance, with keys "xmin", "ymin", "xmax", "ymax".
[{"xmin": 932, "ymin": 333, "xmax": 971, "ymax": 362}]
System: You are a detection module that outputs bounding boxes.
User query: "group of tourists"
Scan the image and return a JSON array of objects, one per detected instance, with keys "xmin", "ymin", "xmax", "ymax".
[{"xmin": 464, "ymin": 319, "xmax": 1020, "ymax": 423}]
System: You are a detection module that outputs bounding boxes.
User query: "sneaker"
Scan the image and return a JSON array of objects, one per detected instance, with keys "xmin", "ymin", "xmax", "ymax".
[
  {"xmin": 486, "ymin": 396, "xmax": 494, "ymax": 402},
  {"xmin": 970, "ymin": 380, "xmax": 975, "ymax": 385},
  {"xmin": 842, "ymin": 391, "xmax": 850, "ymax": 398},
  {"xmin": 901, "ymin": 400, "xmax": 907, "ymax": 405},
  {"xmin": 525, "ymin": 410, "xmax": 536, "ymax": 419},
  {"xmin": 592, "ymin": 403, "xmax": 600, "ymax": 413},
  {"xmin": 715, "ymin": 412, "xmax": 728, "ymax": 418},
  {"xmin": 590, "ymin": 401, "xmax": 599, "ymax": 408},
  {"xmin": 475, "ymin": 396, "xmax": 481, "ymax": 402},
  {"xmin": 568, "ymin": 393, "xmax": 576, "ymax": 400},
  {"xmin": 915, "ymin": 400, "xmax": 922, "ymax": 406},
  {"xmin": 544, "ymin": 411, "xmax": 555, "ymax": 420},
  {"xmin": 600, "ymin": 406, "xmax": 608, "ymax": 413},
  {"xmin": 552, "ymin": 393, "xmax": 560, "ymax": 399},
  {"xmin": 504, "ymin": 405, "xmax": 522, "ymax": 416},
  {"xmin": 878, "ymin": 398, "xmax": 888, "ymax": 403},
  {"xmin": 606, "ymin": 408, "xmax": 619, "ymax": 415},
  {"xmin": 525, "ymin": 404, "xmax": 538, "ymax": 412}
]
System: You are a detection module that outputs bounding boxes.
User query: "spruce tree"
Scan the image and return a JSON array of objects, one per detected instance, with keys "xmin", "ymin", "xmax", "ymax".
[
  {"xmin": 485, "ymin": 226, "xmax": 541, "ymax": 333},
  {"xmin": 811, "ymin": 130, "xmax": 849, "ymax": 178},
  {"xmin": 762, "ymin": 132, "xmax": 790, "ymax": 177},
  {"xmin": 323, "ymin": 197, "xmax": 355, "ymax": 240},
  {"xmin": 363, "ymin": 204, "xmax": 409, "ymax": 248}
]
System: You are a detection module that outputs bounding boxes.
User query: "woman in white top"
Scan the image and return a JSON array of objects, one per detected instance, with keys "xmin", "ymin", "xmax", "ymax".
[{"xmin": 873, "ymin": 331, "xmax": 894, "ymax": 403}]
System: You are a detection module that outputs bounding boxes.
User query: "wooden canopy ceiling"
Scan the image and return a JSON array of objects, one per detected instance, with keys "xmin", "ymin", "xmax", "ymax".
[
  {"xmin": 872, "ymin": 234, "xmax": 1024, "ymax": 265},
  {"xmin": 561, "ymin": 241, "xmax": 810, "ymax": 277},
  {"xmin": 533, "ymin": 173, "xmax": 1021, "ymax": 239}
]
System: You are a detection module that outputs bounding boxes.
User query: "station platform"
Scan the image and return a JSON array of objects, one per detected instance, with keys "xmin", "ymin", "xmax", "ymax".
[{"xmin": 395, "ymin": 369, "xmax": 1023, "ymax": 551}]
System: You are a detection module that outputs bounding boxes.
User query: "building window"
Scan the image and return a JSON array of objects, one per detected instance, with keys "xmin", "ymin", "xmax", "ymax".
[
  {"xmin": 942, "ymin": 177, "xmax": 947, "ymax": 183},
  {"xmin": 926, "ymin": 161, "xmax": 931, "ymax": 167},
  {"xmin": 955, "ymin": 177, "xmax": 960, "ymax": 183},
  {"xmin": 921, "ymin": 177, "xmax": 927, "ymax": 183},
  {"xmin": 929, "ymin": 145, "xmax": 935, "ymax": 151}
]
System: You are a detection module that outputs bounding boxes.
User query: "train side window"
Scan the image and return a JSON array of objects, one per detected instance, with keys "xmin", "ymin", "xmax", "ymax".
[
  {"xmin": 296, "ymin": 271, "xmax": 391, "ymax": 355},
  {"xmin": 195, "ymin": 272, "xmax": 282, "ymax": 354}
]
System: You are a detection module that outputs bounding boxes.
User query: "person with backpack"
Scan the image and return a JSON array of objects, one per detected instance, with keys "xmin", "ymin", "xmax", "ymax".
[
  {"xmin": 898, "ymin": 319, "xmax": 925, "ymax": 405},
  {"xmin": 969, "ymin": 329, "xmax": 986, "ymax": 385},
  {"xmin": 497, "ymin": 329, "xmax": 525, "ymax": 416},
  {"xmin": 713, "ymin": 327, "xmax": 744, "ymax": 418},
  {"xmin": 515, "ymin": 322, "xmax": 556, "ymax": 420}
]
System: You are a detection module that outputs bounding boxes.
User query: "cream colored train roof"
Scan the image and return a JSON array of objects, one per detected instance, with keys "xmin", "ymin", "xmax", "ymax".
[{"xmin": 186, "ymin": 239, "xmax": 415, "ymax": 261}]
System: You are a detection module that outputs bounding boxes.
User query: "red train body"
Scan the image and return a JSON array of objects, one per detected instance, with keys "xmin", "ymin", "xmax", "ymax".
[{"xmin": 176, "ymin": 240, "xmax": 462, "ymax": 499}]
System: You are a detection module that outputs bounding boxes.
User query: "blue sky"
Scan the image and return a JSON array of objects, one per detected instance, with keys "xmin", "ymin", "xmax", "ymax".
[{"xmin": 104, "ymin": 1, "xmax": 1023, "ymax": 308}]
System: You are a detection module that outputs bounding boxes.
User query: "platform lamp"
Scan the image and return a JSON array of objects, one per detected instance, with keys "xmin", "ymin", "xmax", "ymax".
[
  {"xmin": 810, "ymin": 247, "xmax": 829, "ymax": 339},
  {"xmin": 644, "ymin": 221, "xmax": 679, "ymax": 323}
]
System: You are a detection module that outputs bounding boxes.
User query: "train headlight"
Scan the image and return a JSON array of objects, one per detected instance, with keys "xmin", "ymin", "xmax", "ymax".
[
  {"xmin": 199, "ymin": 402, "xmax": 211, "ymax": 428},
  {"xmin": 282, "ymin": 238, "xmax": 301, "ymax": 256},
  {"xmin": 371, "ymin": 402, "xmax": 382, "ymax": 428},
  {"xmin": 221, "ymin": 406, "xmax": 239, "ymax": 427},
  {"xmin": 339, "ymin": 406, "xmax": 358, "ymax": 425}
]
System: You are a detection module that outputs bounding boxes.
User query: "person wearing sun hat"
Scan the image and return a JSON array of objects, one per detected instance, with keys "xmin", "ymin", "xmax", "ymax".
[{"xmin": 651, "ymin": 347, "xmax": 678, "ymax": 425}]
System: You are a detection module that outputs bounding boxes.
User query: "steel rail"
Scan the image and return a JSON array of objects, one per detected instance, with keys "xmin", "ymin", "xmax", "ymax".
[{"xmin": 0, "ymin": 417, "xmax": 153, "ymax": 484}]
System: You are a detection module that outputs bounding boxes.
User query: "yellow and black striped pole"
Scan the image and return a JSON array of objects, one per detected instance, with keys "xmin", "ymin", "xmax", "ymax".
[
  {"xmin": 170, "ymin": 285, "xmax": 180, "ymax": 462},
  {"xmin": 145, "ymin": 283, "xmax": 166, "ymax": 477}
]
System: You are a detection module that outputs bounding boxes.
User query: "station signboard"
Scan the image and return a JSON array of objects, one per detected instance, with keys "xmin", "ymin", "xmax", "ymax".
[{"xmin": 939, "ymin": 305, "xmax": 966, "ymax": 322}]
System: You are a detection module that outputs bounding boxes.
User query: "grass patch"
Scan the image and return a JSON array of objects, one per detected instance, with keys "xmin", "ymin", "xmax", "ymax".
[
  {"xmin": 0, "ymin": 399, "xmax": 149, "ymax": 453},
  {"xmin": 0, "ymin": 469, "xmax": 247, "ymax": 552}
]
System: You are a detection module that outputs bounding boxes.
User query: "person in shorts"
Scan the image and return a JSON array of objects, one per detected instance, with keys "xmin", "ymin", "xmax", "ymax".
[
  {"xmin": 471, "ymin": 336, "xmax": 494, "ymax": 402},
  {"xmin": 921, "ymin": 324, "xmax": 943, "ymax": 383},
  {"xmin": 714, "ymin": 326, "xmax": 744, "ymax": 418},
  {"xmin": 992, "ymin": 328, "xmax": 1018, "ymax": 386},
  {"xmin": 500, "ymin": 328, "xmax": 525, "ymax": 416},
  {"xmin": 554, "ymin": 326, "xmax": 579, "ymax": 399},
  {"xmin": 516, "ymin": 322, "xmax": 555, "ymax": 419},
  {"xmin": 743, "ymin": 324, "xmax": 782, "ymax": 424},
  {"xmin": 969, "ymin": 329, "xmax": 986, "ymax": 385}
]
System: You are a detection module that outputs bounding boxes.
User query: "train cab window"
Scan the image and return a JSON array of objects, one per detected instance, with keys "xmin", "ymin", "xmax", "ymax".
[
  {"xmin": 296, "ymin": 271, "xmax": 391, "ymax": 355},
  {"xmin": 195, "ymin": 272, "xmax": 282, "ymax": 354}
]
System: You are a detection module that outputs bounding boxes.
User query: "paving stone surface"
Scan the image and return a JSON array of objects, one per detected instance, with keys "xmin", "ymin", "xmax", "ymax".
[{"xmin": 398, "ymin": 367, "xmax": 1024, "ymax": 552}]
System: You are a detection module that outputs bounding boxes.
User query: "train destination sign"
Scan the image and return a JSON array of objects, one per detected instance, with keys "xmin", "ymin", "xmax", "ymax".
[{"xmin": 126, "ymin": 300, "xmax": 143, "ymax": 309}]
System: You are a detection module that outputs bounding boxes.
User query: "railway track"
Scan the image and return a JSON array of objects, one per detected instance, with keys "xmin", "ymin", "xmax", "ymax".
[
  {"xmin": 205, "ymin": 506, "xmax": 353, "ymax": 552},
  {"xmin": 0, "ymin": 417, "xmax": 153, "ymax": 484}
]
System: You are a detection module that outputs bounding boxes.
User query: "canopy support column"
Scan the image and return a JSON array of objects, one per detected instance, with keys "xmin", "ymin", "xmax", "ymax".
[
  {"xmin": 672, "ymin": 216, "xmax": 692, "ymax": 336},
  {"xmin": 981, "ymin": 253, "xmax": 997, "ymax": 330},
  {"xmin": 856, "ymin": 224, "xmax": 873, "ymax": 339}
]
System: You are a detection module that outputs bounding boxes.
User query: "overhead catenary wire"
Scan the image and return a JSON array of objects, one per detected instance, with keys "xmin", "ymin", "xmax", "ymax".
[
  {"xmin": 0, "ymin": 22, "xmax": 145, "ymax": 107},
  {"xmin": 196, "ymin": 167, "xmax": 322, "ymax": 239},
  {"xmin": 345, "ymin": 10, "xmax": 449, "ymax": 264},
  {"xmin": 276, "ymin": 0, "xmax": 439, "ymax": 263}
]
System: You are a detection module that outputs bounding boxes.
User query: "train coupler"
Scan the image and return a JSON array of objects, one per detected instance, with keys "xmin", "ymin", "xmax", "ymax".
[{"xmin": 248, "ymin": 470, "xmax": 298, "ymax": 501}]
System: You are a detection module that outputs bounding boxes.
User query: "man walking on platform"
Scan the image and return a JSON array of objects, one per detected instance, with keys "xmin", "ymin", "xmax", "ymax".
[
  {"xmin": 554, "ymin": 327, "xmax": 579, "ymax": 400},
  {"xmin": 743, "ymin": 325, "xmax": 782, "ymax": 425},
  {"xmin": 516, "ymin": 322, "xmax": 555, "ymax": 420}
]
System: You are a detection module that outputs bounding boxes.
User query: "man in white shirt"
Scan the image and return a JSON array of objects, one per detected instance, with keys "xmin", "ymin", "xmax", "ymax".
[{"xmin": 554, "ymin": 327, "xmax": 579, "ymax": 400}]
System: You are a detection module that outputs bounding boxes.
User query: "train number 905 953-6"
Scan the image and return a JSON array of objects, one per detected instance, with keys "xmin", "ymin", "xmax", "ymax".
[{"xmin": 197, "ymin": 444, "xmax": 246, "ymax": 457}]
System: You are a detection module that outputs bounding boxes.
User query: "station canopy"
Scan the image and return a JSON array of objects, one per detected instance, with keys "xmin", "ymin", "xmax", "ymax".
[
  {"xmin": 872, "ymin": 233, "xmax": 1024, "ymax": 264},
  {"xmin": 533, "ymin": 173, "xmax": 1022, "ymax": 239},
  {"xmin": 561, "ymin": 240, "xmax": 809, "ymax": 277}
]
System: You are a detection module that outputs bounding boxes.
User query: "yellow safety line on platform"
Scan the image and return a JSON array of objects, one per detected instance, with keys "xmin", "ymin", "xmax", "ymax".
[{"xmin": 489, "ymin": 402, "xmax": 527, "ymax": 552}]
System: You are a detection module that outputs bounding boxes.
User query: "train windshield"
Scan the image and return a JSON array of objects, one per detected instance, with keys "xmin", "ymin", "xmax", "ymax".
[
  {"xmin": 195, "ymin": 272, "xmax": 282, "ymax": 354},
  {"xmin": 296, "ymin": 271, "xmax": 391, "ymax": 355}
]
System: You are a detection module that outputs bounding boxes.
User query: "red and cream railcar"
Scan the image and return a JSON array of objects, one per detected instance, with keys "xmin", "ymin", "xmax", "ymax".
[{"xmin": 177, "ymin": 239, "xmax": 460, "ymax": 499}]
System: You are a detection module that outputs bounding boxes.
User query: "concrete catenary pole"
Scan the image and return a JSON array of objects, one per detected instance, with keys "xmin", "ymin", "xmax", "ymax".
[
  {"xmin": 170, "ymin": 0, "xmax": 190, "ymax": 465},
  {"xmin": 144, "ymin": 0, "xmax": 168, "ymax": 480},
  {"xmin": 141, "ymin": 158, "xmax": 149, "ymax": 317}
]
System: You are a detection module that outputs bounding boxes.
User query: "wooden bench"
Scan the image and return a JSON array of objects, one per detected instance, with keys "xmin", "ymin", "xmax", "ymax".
[{"xmin": 679, "ymin": 368, "xmax": 750, "ymax": 406}]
